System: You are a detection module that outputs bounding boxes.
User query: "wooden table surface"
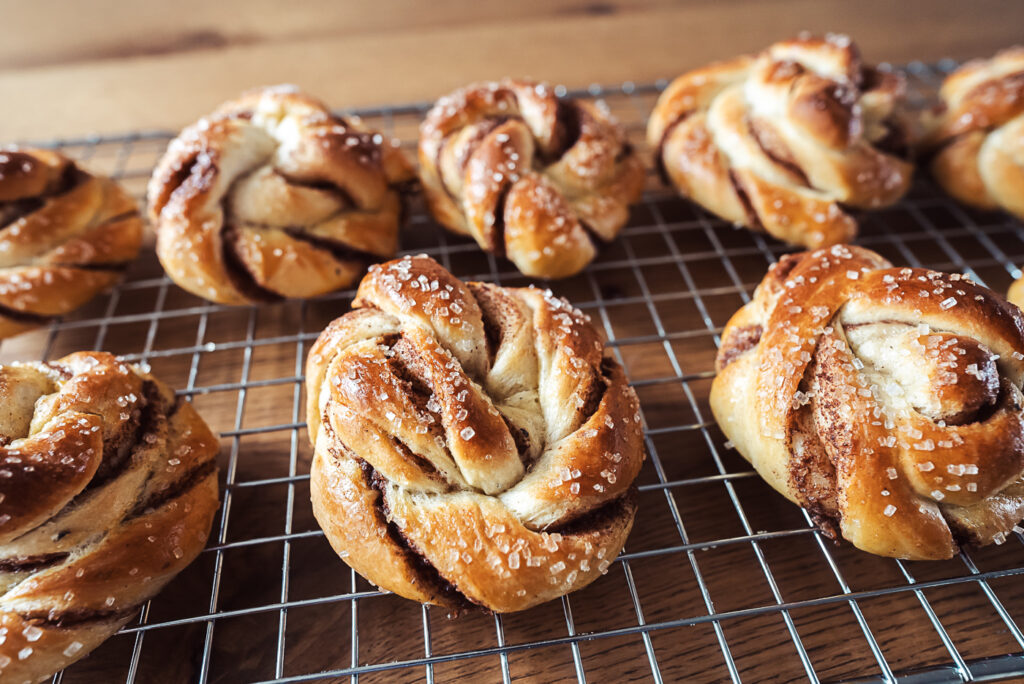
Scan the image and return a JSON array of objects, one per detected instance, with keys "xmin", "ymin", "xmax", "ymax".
[
  {"xmin": 2, "ymin": 0, "xmax": 1023, "ymax": 141},
  {"xmin": 5, "ymin": 4, "xmax": 1024, "ymax": 684}
]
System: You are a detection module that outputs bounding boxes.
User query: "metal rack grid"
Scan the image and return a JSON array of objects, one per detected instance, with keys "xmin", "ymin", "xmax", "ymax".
[{"xmin": 7, "ymin": 62, "xmax": 1024, "ymax": 683}]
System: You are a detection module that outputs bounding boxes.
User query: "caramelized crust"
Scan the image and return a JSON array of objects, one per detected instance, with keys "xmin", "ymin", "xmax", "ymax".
[
  {"xmin": 306, "ymin": 256, "xmax": 644, "ymax": 611},
  {"xmin": 647, "ymin": 34, "xmax": 913, "ymax": 249},
  {"xmin": 0, "ymin": 148, "xmax": 143, "ymax": 339},
  {"xmin": 710, "ymin": 245, "xmax": 1024, "ymax": 560},
  {"xmin": 0, "ymin": 352, "xmax": 219, "ymax": 682},
  {"xmin": 147, "ymin": 85, "xmax": 416, "ymax": 305},
  {"xmin": 1010, "ymin": 277, "xmax": 1024, "ymax": 311},
  {"xmin": 418, "ymin": 80, "xmax": 645, "ymax": 279}
]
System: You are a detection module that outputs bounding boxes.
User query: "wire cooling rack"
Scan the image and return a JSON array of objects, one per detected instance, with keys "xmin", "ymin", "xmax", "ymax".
[{"xmin": 9, "ymin": 61, "xmax": 1024, "ymax": 683}]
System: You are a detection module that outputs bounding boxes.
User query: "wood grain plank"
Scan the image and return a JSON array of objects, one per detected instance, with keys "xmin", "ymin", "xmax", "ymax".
[
  {"xmin": 0, "ymin": 0, "xmax": 677, "ymax": 69},
  {"xmin": 2, "ymin": 0, "xmax": 1023, "ymax": 140}
]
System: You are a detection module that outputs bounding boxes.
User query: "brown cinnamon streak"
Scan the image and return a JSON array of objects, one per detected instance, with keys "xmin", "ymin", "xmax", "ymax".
[
  {"xmin": 0, "ymin": 302, "xmax": 53, "ymax": 325},
  {"xmin": 548, "ymin": 100, "xmax": 582, "ymax": 164},
  {"xmin": 220, "ymin": 221, "xmax": 283, "ymax": 303},
  {"xmin": 549, "ymin": 488, "xmax": 636, "ymax": 536},
  {"xmin": 0, "ymin": 552, "xmax": 70, "ymax": 573},
  {"xmin": 274, "ymin": 171, "xmax": 357, "ymax": 209},
  {"xmin": 747, "ymin": 117, "xmax": 811, "ymax": 187},
  {"xmin": 727, "ymin": 171, "xmax": 764, "ymax": 231},
  {"xmin": 488, "ymin": 184, "xmax": 510, "ymax": 258},
  {"xmin": 21, "ymin": 605, "xmax": 139, "ymax": 628},
  {"xmin": 0, "ymin": 162, "xmax": 87, "ymax": 230},
  {"xmin": 92, "ymin": 380, "xmax": 162, "ymax": 486},
  {"xmin": 717, "ymin": 324, "xmax": 763, "ymax": 371},
  {"xmin": 282, "ymin": 228, "xmax": 382, "ymax": 267},
  {"xmin": 128, "ymin": 459, "xmax": 217, "ymax": 519},
  {"xmin": 655, "ymin": 111, "xmax": 693, "ymax": 187},
  {"xmin": 361, "ymin": 460, "xmax": 476, "ymax": 611}
]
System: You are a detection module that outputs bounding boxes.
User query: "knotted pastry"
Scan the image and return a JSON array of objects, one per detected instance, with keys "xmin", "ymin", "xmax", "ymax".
[
  {"xmin": 0, "ymin": 148, "xmax": 142, "ymax": 339},
  {"xmin": 647, "ymin": 35, "xmax": 913, "ymax": 248},
  {"xmin": 418, "ymin": 80, "xmax": 645, "ymax": 279},
  {"xmin": 920, "ymin": 48, "xmax": 1024, "ymax": 308},
  {"xmin": 148, "ymin": 85, "xmax": 415, "ymax": 305},
  {"xmin": 307, "ymin": 255, "xmax": 644, "ymax": 611},
  {"xmin": 711, "ymin": 245, "xmax": 1024, "ymax": 560},
  {"xmin": 925, "ymin": 47, "xmax": 1024, "ymax": 220},
  {"xmin": 0, "ymin": 352, "xmax": 219, "ymax": 682}
]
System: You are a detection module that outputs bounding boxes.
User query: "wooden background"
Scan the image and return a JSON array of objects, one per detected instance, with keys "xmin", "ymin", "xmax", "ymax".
[{"xmin": 2, "ymin": 0, "xmax": 1024, "ymax": 140}]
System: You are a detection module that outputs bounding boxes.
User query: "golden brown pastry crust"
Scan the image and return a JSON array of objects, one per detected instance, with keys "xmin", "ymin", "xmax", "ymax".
[
  {"xmin": 147, "ymin": 85, "xmax": 416, "ymax": 305},
  {"xmin": 1009, "ymin": 276, "xmax": 1024, "ymax": 311},
  {"xmin": 0, "ymin": 148, "xmax": 143, "ymax": 339},
  {"xmin": 0, "ymin": 352, "xmax": 219, "ymax": 682},
  {"xmin": 418, "ymin": 80, "xmax": 645, "ymax": 279},
  {"xmin": 306, "ymin": 256, "xmax": 644, "ymax": 611},
  {"xmin": 647, "ymin": 35, "xmax": 913, "ymax": 249},
  {"xmin": 711, "ymin": 245, "xmax": 1024, "ymax": 560}
]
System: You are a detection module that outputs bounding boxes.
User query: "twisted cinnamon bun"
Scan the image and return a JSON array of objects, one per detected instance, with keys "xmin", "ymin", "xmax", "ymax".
[
  {"xmin": 712, "ymin": 245, "xmax": 1024, "ymax": 560},
  {"xmin": 306, "ymin": 256, "xmax": 645, "ymax": 611},
  {"xmin": 921, "ymin": 48, "xmax": 1024, "ymax": 309},
  {"xmin": 648, "ymin": 35, "xmax": 913, "ymax": 248},
  {"xmin": 148, "ymin": 85, "xmax": 415, "ymax": 305},
  {"xmin": 419, "ymin": 80, "xmax": 645, "ymax": 279},
  {"xmin": 0, "ymin": 352, "xmax": 219, "ymax": 681},
  {"xmin": 0, "ymin": 148, "xmax": 142, "ymax": 338}
]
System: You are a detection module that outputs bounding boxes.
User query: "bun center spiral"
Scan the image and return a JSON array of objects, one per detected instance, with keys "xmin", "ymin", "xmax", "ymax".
[
  {"xmin": 310, "ymin": 255, "xmax": 641, "ymax": 527},
  {"xmin": 845, "ymin": 324, "xmax": 1000, "ymax": 424}
]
